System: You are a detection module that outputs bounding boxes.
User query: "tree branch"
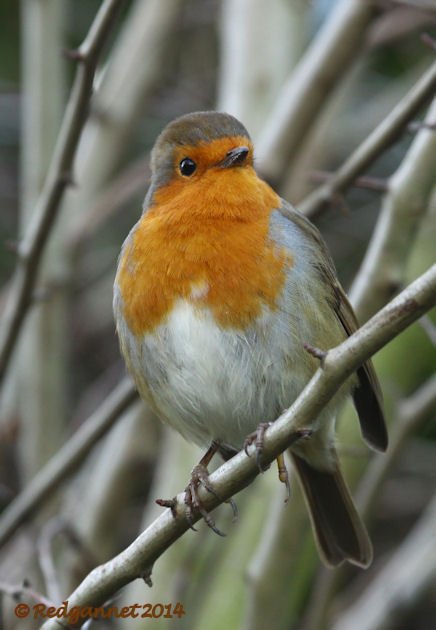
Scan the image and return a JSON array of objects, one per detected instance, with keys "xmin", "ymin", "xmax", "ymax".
[
  {"xmin": 0, "ymin": 378, "xmax": 137, "ymax": 548},
  {"xmin": 37, "ymin": 263, "xmax": 436, "ymax": 629},
  {"xmin": 0, "ymin": 0, "xmax": 124, "ymax": 384},
  {"xmin": 298, "ymin": 62, "xmax": 436, "ymax": 219},
  {"xmin": 333, "ymin": 492, "xmax": 436, "ymax": 630},
  {"xmin": 357, "ymin": 374, "xmax": 436, "ymax": 521},
  {"xmin": 256, "ymin": 0, "xmax": 379, "ymax": 184},
  {"xmin": 350, "ymin": 96, "xmax": 436, "ymax": 321},
  {"xmin": 305, "ymin": 375, "xmax": 436, "ymax": 630}
]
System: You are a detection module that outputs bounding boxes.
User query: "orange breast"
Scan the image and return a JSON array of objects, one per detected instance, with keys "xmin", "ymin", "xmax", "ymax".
[{"xmin": 116, "ymin": 166, "xmax": 292, "ymax": 336}]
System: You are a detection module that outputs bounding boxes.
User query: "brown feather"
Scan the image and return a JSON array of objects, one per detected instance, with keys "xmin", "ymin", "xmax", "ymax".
[
  {"xmin": 290, "ymin": 452, "xmax": 373, "ymax": 568},
  {"xmin": 279, "ymin": 203, "xmax": 388, "ymax": 452}
]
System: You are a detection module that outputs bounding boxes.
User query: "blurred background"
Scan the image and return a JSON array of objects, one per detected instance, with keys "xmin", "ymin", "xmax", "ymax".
[{"xmin": 0, "ymin": 0, "xmax": 435, "ymax": 628}]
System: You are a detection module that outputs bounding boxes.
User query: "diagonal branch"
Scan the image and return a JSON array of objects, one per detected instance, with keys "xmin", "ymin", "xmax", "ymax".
[
  {"xmin": 350, "ymin": 96, "xmax": 436, "ymax": 321},
  {"xmin": 305, "ymin": 374, "xmax": 436, "ymax": 630},
  {"xmin": 357, "ymin": 374, "xmax": 436, "ymax": 521},
  {"xmin": 0, "ymin": 0, "xmax": 124, "ymax": 384},
  {"xmin": 38, "ymin": 263, "xmax": 436, "ymax": 629},
  {"xmin": 298, "ymin": 61, "xmax": 436, "ymax": 219},
  {"xmin": 0, "ymin": 378, "xmax": 137, "ymax": 548},
  {"xmin": 333, "ymin": 492, "xmax": 436, "ymax": 630},
  {"xmin": 256, "ymin": 0, "xmax": 379, "ymax": 183}
]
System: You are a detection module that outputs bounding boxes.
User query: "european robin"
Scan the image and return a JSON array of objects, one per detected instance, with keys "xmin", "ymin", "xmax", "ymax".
[{"xmin": 113, "ymin": 111, "xmax": 387, "ymax": 568}]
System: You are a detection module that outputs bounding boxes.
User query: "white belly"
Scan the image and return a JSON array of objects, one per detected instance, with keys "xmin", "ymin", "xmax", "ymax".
[{"xmin": 119, "ymin": 300, "xmax": 309, "ymax": 451}]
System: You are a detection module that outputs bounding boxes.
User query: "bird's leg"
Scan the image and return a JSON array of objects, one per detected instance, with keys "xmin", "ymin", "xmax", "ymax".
[
  {"xmin": 156, "ymin": 442, "xmax": 218, "ymax": 531},
  {"xmin": 276, "ymin": 452, "xmax": 291, "ymax": 502},
  {"xmin": 184, "ymin": 441, "xmax": 238, "ymax": 536},
  {"xmin": 184, "ymin": 442, "xmax": 223, "ymax": 535},
  {"xmin": 157, "ymin": 441, "xmax": 237, "ymax": 537},
  {"xmin": 244, "ymin": 423, "xmax": 313, "ymax": 500}
]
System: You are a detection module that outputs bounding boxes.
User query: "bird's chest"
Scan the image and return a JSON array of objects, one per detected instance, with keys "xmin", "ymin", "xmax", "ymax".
[
  {"xmin": 114, "ymin": 210, "xmax": 304, "ymax": 448},
  {"xmin": 117, "ymin": 297, "xmax": 306, "ymax": 449},
  {"xmin": 115, "ymin": 208, "xmax": 292, "ymax": 337}
]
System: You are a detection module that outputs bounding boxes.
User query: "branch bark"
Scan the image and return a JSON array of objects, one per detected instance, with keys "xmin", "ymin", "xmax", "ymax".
[
  {"xmin": 298, "ymin": 62, "xmax": 436, "ymax": 219},
  {"xmin": 65, "ymin": 0, "xmax": 184, "ymax": 257},
  {"xmin": 218, "ymin": 0, "xmax": 303, "ymax": 139},
  {"xmin": 333, "ymin": 492, "xmax": 436, "ymax": 630},
  {"xmin": 304, "ymin": 374, "xmax": 436, "ymax": 630},
  {"xmin": 350, "ymin": 96, "xmax": 436, "ymax": 321},
  {"xmin": 358, "ymin": 374, "xmax": 436, "ymax": 521},
  {"xmin": 0, "ymin": 0, "xmax": 124, "ymax": 384},
  {"xmin": 256, "ymin": 0, "xmax": 379, "ymax": 184},
  {"xmin": 37, "ymin": 263, "xmax": 436, "ymax": 629},
  {"xmin": 0, "ymin": 378, "xmax": 137, "ymax": 548}
]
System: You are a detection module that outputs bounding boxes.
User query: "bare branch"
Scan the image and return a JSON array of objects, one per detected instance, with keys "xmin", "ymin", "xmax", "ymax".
[
  {"xmin": 298, "ymin": 62, "xmax": 436, "ymax": 219},
  {"xmin": 350, "ymin": 96, "xmax": 436, "ymax": 321},
  {"xmin": 358, "ymin": 374, "xmax": 436, "ymax": 522},
  {"xmin": 0, "ymin": 580, "xmax": 54, "ymax": 609},
  {"xmin": 0, "ymin": 0, "xmax": 124, "ymax": 384},
  {"xmin": 218, "ymin": 0, "xmax": 303, "ymax": 138},
  {"xmin": 67, "ymin": 154, "xmax": 151, "ymax": 250},
  {"xmin": 333, "ymin": 493, "xmax": 436, "ymax": 630},
  {"xmin": 419, "ymin": 313, "xmax": 436, "ymax": 346},
  {"xmin": 257, "ymin": 0, "xmax": 379, "ymax": 183},
  {"xmin": 389, "ymin": 1, "xmax": 436, "ymax": 12},
  {"xmin": 0, "ymin": 378, "xmax": 137, "ymax": 548},
  {"xmin": 38, "ymin": 264, "xmax": 436, "ymax": 629},
  {"xmin": 38, "ymin": 519, "xmax": 67, "ymax": 604},
  {"xmin": 299, "ymin": 377, "xmax": 436, "ymax": 630}
]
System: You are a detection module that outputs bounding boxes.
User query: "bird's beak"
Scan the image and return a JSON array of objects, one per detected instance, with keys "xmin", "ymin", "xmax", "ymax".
[{"xmin": 219, "ymin": 146, "xmax": 249, "ymax": 168}]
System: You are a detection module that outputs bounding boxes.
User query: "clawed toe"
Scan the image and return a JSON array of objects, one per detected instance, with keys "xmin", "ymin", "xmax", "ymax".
[
  {"xmin": 185, "ymin": 463, "xmax": 226, "ymax": 536},
  {"xmin": 156, "ymin": 442, "xmax": 239, "ymax": 536},
  {"xmin": 244, "ymin": 422, "xmax": 272, "ymax": 472},
  {"xmin": 244, "ymin": 424, "xmax": 314, "ymax": 501}
]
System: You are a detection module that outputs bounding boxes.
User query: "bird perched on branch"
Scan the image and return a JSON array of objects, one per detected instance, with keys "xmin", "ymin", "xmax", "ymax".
[{"xmin": 113, "ymin": 111, "xmax": 387, "ymax": 568}]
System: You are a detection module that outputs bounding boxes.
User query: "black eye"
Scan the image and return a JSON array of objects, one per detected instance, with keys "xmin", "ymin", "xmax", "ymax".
[{"xmin": 179, "ymin": 157, "xmax": 197, "ymax": 176}]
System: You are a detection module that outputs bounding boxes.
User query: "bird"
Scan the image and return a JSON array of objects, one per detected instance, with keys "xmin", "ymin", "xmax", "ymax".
[{"xmin": 113, "ymin": 111, "xmax": 387, "ymax": 568}]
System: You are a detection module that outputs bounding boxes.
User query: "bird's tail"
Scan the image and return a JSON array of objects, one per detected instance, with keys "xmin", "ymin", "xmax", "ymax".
[{"xmin": 290, "ymin": 452, "xmax": 372, "ymax": 568}]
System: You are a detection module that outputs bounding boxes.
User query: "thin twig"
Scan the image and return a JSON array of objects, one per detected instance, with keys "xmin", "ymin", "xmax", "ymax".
[
  {"xmin": 38, "ymin": 264, "xmax": 436, "ymax": 629},
  {"xmin": 67, "ymin": 154, "xmax": 151, "ymax": 250},
  {"xmin": 0, "ymin": 378, "xmax": 137, "ymax": 548},
  {"xmin": 421, "ymin": 32, "xmax": 436, "ymax": 51},
  {"xmin": 390, "ymin": 1, "xmax": 436, "ymax": 13},
  {"xmin": 0, "ymin": 0, "xmax": 124, "ymax": 385},
  {"xmin": 298, "ymin": 62, "xmax": 436, "ymax": 219},
  {"xmin": 309, "ymin": 170, "xmax": 389, "ymax": 193},
  {"xmin": 0, "ymin": 580, "xmax": 54, "ymax": 608}
]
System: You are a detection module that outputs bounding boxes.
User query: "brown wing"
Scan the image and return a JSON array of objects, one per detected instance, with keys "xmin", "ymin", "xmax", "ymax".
[{"xmin": 279, "ymin": 202, "xmax": 388, "ymax": 452}]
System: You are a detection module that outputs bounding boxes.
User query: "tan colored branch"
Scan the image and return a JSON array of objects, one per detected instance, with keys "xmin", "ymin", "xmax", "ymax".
[
  {"xmin": 357, "ymin": 374, "xmax": 436, "ymax": 521},
  {"xmin": 350, "ymin": 96, "xmax": 436, "ymax": 321},
  {"xmin": 298, "ymin": 63, "xmax": 436, "ymax": 219},
  {"xmin": 299, "ymin": 368, "xmax": 436, "ymax": 630},
  {"xmin": 333, "ymin": 492, "xmax": 436, "ymax": 630},
  {"xmin": 0, "ymin": 0, "xmax": 124, "ymax": 384},
  {"xmin": 37, "ymin": 263, "xmax": 436, "ymax": 629},
  {"xmin": 256, "ymin": 0, "xmax": 378, "ymax": 183},
  {"xmin": 218, "ymin": 0, "xmax": 304, "ymax": 139},
  {"xmin": 66, "ymin": 0, "xmax": 184, "ymax": 255},
  {"xmin": 0, "ymin": 378, "xmax": 137, "ymax": 548}
]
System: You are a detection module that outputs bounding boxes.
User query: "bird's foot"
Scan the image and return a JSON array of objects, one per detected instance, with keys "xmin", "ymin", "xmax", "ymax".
[
  {"xmin": 244, "ymin": 423, "xmax": 313, "ymax": 501},
  {"xmin": 157, "ymin": 442, "xmax": 238, "ymax": 536}
]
